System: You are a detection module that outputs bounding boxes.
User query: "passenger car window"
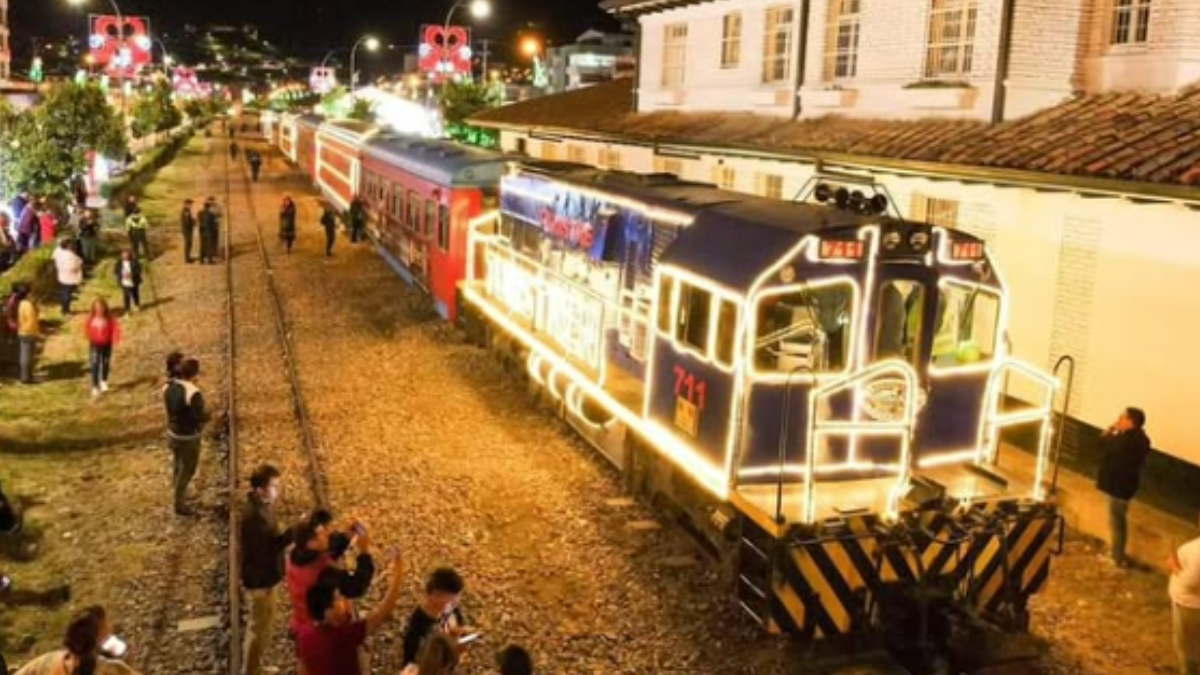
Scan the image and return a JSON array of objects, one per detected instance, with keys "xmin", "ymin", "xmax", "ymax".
[{"xmin": 754, "ymin": 283, "xmax": 853, "ymax": 375}]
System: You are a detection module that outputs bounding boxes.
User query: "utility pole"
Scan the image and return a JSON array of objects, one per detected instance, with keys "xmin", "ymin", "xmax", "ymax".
[{"xmin": 479, "ymin": 38, "xmax": 492, "ymax": 82}]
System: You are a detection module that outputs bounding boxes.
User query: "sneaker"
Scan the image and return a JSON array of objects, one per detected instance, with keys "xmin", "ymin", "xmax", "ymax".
[
  {"xmin": 91, "ymin": 387, "xmax": 100, "ymax": 398},
  {"xmin": 100, "ymin": 381, "xmax": 110, "ymax": 393}
]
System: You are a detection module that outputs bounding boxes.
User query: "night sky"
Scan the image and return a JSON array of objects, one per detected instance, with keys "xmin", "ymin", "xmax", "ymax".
[{"xmin": 12, "ymin": 0, "xmax": 620, "ymax": 63}]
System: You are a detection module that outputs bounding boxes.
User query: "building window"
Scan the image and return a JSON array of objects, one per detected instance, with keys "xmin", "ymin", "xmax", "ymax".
[
  {"xmin": 758, "ymin": 173, "xmax": 784, "ymax": 200},
  {"xmin": 824, "ymin": 0, "xmax": 861, "ymax": 81},
  {"xmin": 515, "ymin": 137, "xmax": 528, "ymax": 155},
  {"xmin": 924, "ymin": 0, "xmax": 978, "ymax": 78},
  {"xmin": 910, "ymin": 194, "xmax": 959, "ymax": 227},
  {"xmin": 662, "ymin": 23, "xmax": 688, "ymax": 88},
  {"xmin": 713, "ymin": 166, "xmax": 736, "ymax": 190},
  {"xmin": 762, "ymin": 6, "xmax": 795, "ymax": 83},
  {"xmin": 567, "ymin": 145, "xmax": 588, "ymax": 163},
  {"xmin": 599, "ymin": 148, "xmax": 622, "ymax": 170},
  {"xmin": 540, "ymin": 142, "xmax": 559, "ymax": 161},
  {"xmin": 655, "ymin": 156, "xmax": 684, "ymax": 176},
  {"xmin": 1111, "ymin": 0, "xmax": 1152, "ymax": 45},
  {"xmin": 721, "ymin": 13, "xmax": 742, "ymax": 69}
]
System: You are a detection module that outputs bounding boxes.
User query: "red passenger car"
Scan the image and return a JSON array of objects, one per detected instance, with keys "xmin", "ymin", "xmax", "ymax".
[
  {"xmin": 314, "ymin": 120, "xmax": 378, "ymax": 210},
  {"xmin": 294, "ymin": 114, "xmax": 324, "ymax": 179},
  {"xmin": 359, "ymin": 136, "xmax": 507, "ymax": 323}
]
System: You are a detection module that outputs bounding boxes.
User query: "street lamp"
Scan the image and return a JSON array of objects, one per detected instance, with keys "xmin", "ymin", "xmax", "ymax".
[
  {"xmin": 443, "ymin": 0, "xmax": 492, "ymax": 81},
  {"xmin": 349, "ymin": 35, "xmax": 380, "ymax": 91}
]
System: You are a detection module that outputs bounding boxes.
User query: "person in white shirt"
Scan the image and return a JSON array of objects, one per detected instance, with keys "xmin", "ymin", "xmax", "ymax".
[
  {"xmin": 1169, "ymin": 514, "xmax": 1200, "ymax": 675},
  {"xmin": 52, "ymin": 238, "xmax": 84, "ymax": 315}
]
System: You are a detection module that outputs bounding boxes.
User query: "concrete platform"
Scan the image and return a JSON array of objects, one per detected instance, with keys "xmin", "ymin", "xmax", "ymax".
[{"xmin": 996, "ymin": 444, "xmax": 1198, "ymax": 567}]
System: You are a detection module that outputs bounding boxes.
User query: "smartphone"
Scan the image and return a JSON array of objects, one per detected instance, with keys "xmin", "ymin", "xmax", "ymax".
[
  {"xmin": 457, "ymin": 633, "xmax": 481, "ymax": 645},
  {"xmin": 351, "ymin": 523, "xmax": 367, "ymax": 538},
  {"xmin": 102, "ymin": 635, "xmax": 128, "ymax": 658}
]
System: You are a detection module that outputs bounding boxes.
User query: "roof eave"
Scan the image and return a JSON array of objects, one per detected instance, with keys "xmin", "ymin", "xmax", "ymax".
[
  {"xmin": 601, "ymin": 0, "xmax": 718, "ymax": 18},
  {"xmin": 469, "ymin": 119, "xmax": 1200, "ymax": 206}
]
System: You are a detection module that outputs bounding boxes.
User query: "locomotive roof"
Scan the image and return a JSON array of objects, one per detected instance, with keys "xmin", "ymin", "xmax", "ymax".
[
  {"xmin": 514, "ymin": 162, "xmax": 740, "ymax": 216},
  {"xmin": 363, "ymin": 135, "xmax": 509, "ymax": 187},
  {"xmin": 662, "ymin": 200, "xmax": 878, "ymax": 292}
]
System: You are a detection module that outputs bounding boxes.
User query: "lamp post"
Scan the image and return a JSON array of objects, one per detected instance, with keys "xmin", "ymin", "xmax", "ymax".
[
  {"xmin": 443, "ymin": 0, "xmax": 491, "ymax": 81},
  {"xmin": 67, "ymin": 0, "xmax": 127, "ymax": 110},
  {"xmin": 349, "ymin": 35, "xmax": 380, "ymax": 92},
  {"xmin": 153, "ymin": 37, "xmax": 173, "ymax": 73}
]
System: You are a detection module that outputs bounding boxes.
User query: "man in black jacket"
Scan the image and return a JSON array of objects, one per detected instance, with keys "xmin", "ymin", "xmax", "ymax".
[
  {"xmin": 164, "ymin": 358, "xmax": 207, "ymax": 516},
  {"xmin": 241, "ymin": 464, "xmax": 293, "ymax": 675},
  {"xmin": 1096, "ymin": 406, "xmax": 1152, "ymax": 567},
  {"xmin": 181, "ymin": 199, "xmax": 197, "ymax": 263}
]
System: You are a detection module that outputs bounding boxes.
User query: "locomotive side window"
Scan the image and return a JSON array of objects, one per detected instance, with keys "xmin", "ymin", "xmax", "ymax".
[
  {"xmin": 714, "ymin": 299, "xmax": 740, "ymax": 368},
  {"xmin": 656, "ymin": 275, "xmax": 676, "ymax": 334},
  {"xmin": 407, "ymin": 190, "xmax": 420, "ymax": 230},
  {"xmin": 425, "ymin": 200, "xmax": 437, "ymax": 237},
  {"xmin": 753, "ymin": 283, "xmax": 852, "ymax": 375},
  {"xmin": 875, "ymin": 280, "xmax": 926, "ymax": 367},
  {"xmin": 932, "ymin": 283, "xmax": 1000, "ymax": 367},
  {"xmin": 676, "ymin": 283, "xmax": 712, "ymax": 355},
  {"xmin": 438, "ymin": 204, "xmax": 450, "ymax": 252}
]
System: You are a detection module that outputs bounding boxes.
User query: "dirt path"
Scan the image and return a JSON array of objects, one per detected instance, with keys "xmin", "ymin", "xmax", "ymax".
[{"xmin": 0, "ymin": 136, "xmax": 231, "ymax": 672}]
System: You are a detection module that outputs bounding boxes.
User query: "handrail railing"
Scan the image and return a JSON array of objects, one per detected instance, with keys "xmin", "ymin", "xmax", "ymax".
[
  {"xmin": 1050, "ymin": 355, "xmax": 1077, "ymax": 495},
  {"xmin": 978, "ymin": 359, "xmax": 1059, "ymax": 500},
  {"xmin": 802, "ymin": 360, "xmax": 921, "ymax": 524}
]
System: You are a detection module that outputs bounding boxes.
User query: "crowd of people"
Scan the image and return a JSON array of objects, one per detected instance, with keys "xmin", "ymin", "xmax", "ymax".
[{"xmin": 238, "ymin": 463, "xmax": 536, "ymax": 675}]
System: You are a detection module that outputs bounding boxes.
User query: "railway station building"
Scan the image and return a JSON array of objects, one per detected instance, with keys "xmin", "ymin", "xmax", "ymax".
[{"xmin": 470, "ymin": 0, "xmax": 1200, "ymax": 558}]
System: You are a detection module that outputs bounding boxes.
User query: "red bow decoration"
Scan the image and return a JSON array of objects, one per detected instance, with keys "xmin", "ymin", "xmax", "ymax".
[
  {"xmin": 418, "ymin": 25, "xmax": 472, "ymax": 81},
  {"xmin": 89, "ymin": 15, "xmax": 152, "ymax": 76}
]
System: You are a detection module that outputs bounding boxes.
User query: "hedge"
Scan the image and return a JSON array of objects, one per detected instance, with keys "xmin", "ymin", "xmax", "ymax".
[{"xmin": 100, "ymin": 125, "xmax": 195, "ymax": 203}]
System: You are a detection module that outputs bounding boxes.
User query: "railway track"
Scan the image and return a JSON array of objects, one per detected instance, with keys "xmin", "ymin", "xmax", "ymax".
[{"xmin": 221, "ymin": 121, "xmax": 328, "ymax": 675}]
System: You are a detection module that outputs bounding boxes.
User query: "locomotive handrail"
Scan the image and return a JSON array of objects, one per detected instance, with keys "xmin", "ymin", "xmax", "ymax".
[
  {"xmin": 776, "ymin": 363, "xmax": 814, "ymax": 525},
  {"xmin": 802, "ymin": 360, "xmax": 920, "ymax": 524},
  {"xmin": 1050, "ymin": 355, "xmax": 1077, "ymax": 495},
  {"xmin": 978, "ymin": 359, "xmax": 1059, "ymax": 501}
]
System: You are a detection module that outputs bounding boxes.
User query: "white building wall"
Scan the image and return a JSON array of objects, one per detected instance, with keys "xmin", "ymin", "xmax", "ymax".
[
  {"xmin": 638, "ymin": 0, "xmax": 805, "ymax": 116},
  {"xmin": 498, "ymin": 126, "xmax": 1200, "ymax": 465}
]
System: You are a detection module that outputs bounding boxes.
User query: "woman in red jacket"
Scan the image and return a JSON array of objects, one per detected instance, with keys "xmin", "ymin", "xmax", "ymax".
[{"xmin": 84, "ymin": 298, "xmax": 120, "ymax": 398}]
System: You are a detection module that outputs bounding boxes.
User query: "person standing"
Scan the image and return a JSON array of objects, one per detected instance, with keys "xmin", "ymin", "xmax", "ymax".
[
  {"xmin": 1169, "ymin": 515, "xmax": 1200, "ymax": 675},
  {"xmin": 84, "ymin": 298, "xmax": 120, "ymax": 398},
  {"xmin": 181, "ymin": 199, "xmax": 197, "ymax": 264},
  {"xmin": 126, "ymin": 207, "xmax": 151, "ymax": 261},
  {"xmin": 16, "ymin": 285, "xmax": 39, "ymax": 384},
  {"xmin": 52, "ymin": 239, "xmax": 84, "ymax": 315},
  {"xmin": 230, "ymin": 141, "xmax": 241, "ymax": 161},
  {"xmin": 249, "ymin": 151, "xmax": 264, "ymax": 182},
  {"xmin": 241, "ymin": 464, "xmax": 294, "ymax": 675},
  {"xmin": 16, "ymin": 198, "xmax": 37, "ymax": 252},
  {"xmin": 320, "ymin": 205, "xmax": 338, "ymax": 258},
  {"xmin": 38, "ymin": 205, "xmax": 58, "ymax": 247},
  {"xmin": 280, "ymin": 196, "xmax": 297, "ymax": 255},
  {"xmin": 123, "ymin": 195, "xmax": 139, "ymax": 219},
  {"xmin": 1096, "ymin": 407, "xmax": 1153, "ymax": 568},
  {"xmin": 115, "ymin": 249, "xmax": 143, "ymax": 313},
  {"xmin": 401, "ymin": 568, "xmax": 469, "ymax": 666},
  {"xmin": 200, "ymin": 198, "xmax": 221, "ymax": 265},
  {"xmin": 13, "ymin": 605, "xmax": 143, "ymax": 675},
  {"xmin": 163, "ymin": 357, "xmax": 207, "ymax": 516},
  {"xmin": 297, "ymin": 553, "xmax": 406, "ymax": 675},
  {"xmin": 0, "ymin": 213, "xmax": 15, "ymax": 270},
  {"xmin": 78, "ymin": 209, "xmax": 100, "ymax": 265},
  {"xmin": 348, "ymin": 198, "xmax": 367, "ymax": 243}
]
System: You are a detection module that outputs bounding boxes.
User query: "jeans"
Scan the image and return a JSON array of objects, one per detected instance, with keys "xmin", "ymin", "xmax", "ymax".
[
  {"xmin": 129, "ymin": 229, "xmax": 149, "ymax": 260},
  {"xmin": 90, "ymin": 345, "xmax": 112, "ymax": 388},
  {"xmin": 1175, "ymin": 603, "xmax": 1200, "ymax": 675},
  {"xmin": 121, "ymin": 285, "xmax": 141, "ymax": 312},
  {"xmin": 242, "ymin": 587, "xmax": 276, "ymax": 675},
  {"xmin": 169, "ymin": 436, "xmax": 201, "ymax": 510},
  {"xmin": 324, "ymin": 229, "xmax": 335, "ymax": 256},
  {"xmin": 183, "ymin": 228, "xmax": 194, "ymax": 262},
  {"xmin": 18, "ymin": 336, "xmax": 34, "ymax": 383},
  {"xmin": 59, "ymin": 283, "xmax": 77, "ymax": 314},
  {"xmin": 1107, "ymin": 494, "xmax": 1131, "ymax": 563}
]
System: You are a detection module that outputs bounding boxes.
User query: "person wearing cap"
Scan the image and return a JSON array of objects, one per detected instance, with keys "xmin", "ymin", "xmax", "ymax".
[
  {"xmin": 200, "ymin": 198, "xmax": 221, "ymax": 264},
  {"xmin": 181, "ymin": 199, "xmax": 197, "ymax": 263}
]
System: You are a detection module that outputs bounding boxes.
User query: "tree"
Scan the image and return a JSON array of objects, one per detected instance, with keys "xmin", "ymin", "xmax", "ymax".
[
  {"xmin": 0, "ymin": 82, "xmax": 127, "ymax": 202},
  {"xmin": 439, "ymin": 80, "xmax": 499, "ymax": 146},
  {"xmin": 131, "ymin": 80, "xmax": 182, "ymax": 139},
  {"xmin": 347, "ymin": 97, "xmax": 378, "ymax": 124}
]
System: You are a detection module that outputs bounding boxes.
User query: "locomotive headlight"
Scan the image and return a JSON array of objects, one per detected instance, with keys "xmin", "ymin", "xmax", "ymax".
[
  {"xmin": 909, "ymin": 231, "xmax": 931, "ymax": 251},
  {"xmin": 883, "ymin": 231, "xmax": 903, "ymax": 251}
]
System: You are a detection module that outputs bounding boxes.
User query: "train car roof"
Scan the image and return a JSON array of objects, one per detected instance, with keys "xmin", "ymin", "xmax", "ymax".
[
  {"xmin": 661, "ymin": 196, "xmax": 880, "ymax": 293},
  {"xmin": 319, "ymin": 119, "xmax": 379, "ymax": 145},
  {"xmin": 513, "ymin": 162, "xmax": 738, "ymax": 217},
  {"xmin": 296, "ymin": 113, "xmax": 325, "ymax": 128},
  {"xmin": 362, "ymin": 135, "xmax": 509, "ymax": 187}
]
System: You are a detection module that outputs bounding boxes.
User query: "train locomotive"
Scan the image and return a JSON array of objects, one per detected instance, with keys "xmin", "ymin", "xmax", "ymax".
[{"xmin": 267, "ymin": 115, "xmax": 1065, "ymax": 666}]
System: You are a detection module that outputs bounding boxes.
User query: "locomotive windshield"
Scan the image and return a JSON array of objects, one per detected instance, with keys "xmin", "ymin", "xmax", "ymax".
[
  {"xmin": 875, "ymin": 280, "xmax": 927, "ymax": 367},
  {"xmin": 753, "ymin": 283, "xmax": 852, "ymax": 375},
  {"xmin": 932, "ymin": 283, "xmax": 1001, "ymax": 367}
]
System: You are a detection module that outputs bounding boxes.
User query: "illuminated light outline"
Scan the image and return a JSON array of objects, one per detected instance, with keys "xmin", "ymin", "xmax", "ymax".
[
  {"xmin": 802, "ymin": 359, "xmax": 919, "ymax": 524},
  {"xmin": 739, "ymin": 460, "xmax": 903, "ymax": 478},
  {"xmin": 654, "ymin": 265, "xmax": 744, "ymax": 376},
  {"xmin": 743, "ymin": 274, "xmax": 862, "ymax": 384},
  {"xmin": 503, "ymin": 171, "xmax": 696, "ymax": 228},
  {"xmin": 927, "ymin": 277, "xmax": 1007, "ymax": 378},
  {"xmin": 916, "ymin": 449, "xmax": 979, "ymax": 469},
  {"xmin": 463, "ymin": 284, "xmax": 729, "ymax": 498},
  {"xmin": 974, "ymin": 358, "xmax": 1058, "ymax": 501},
  {"xmin": 933, "ymin": 226, "xmax": 985, "ymax": 268}
]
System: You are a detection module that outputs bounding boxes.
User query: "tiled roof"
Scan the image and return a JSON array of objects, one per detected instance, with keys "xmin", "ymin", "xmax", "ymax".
[{"xmin": 471, "ymin": 78, "xmax": 1200, "ymax": 188}]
